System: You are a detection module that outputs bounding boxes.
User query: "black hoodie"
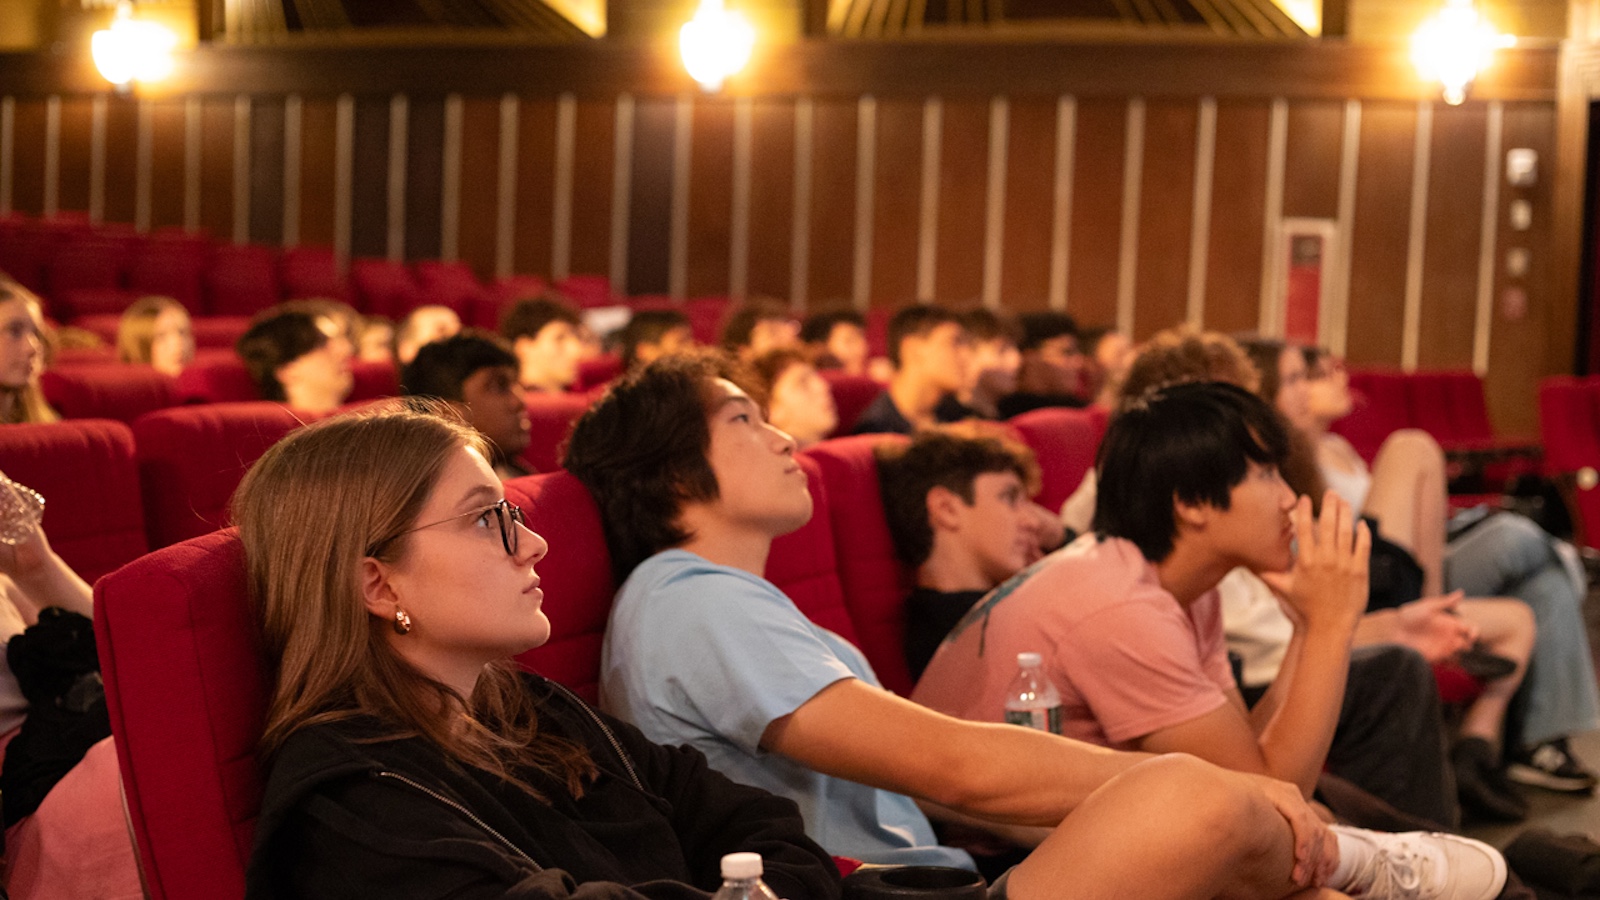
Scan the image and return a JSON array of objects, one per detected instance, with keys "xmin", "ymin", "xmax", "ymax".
[{"xmin": 246, "ymin": 675, "xmax": 841, "ymax": 900}]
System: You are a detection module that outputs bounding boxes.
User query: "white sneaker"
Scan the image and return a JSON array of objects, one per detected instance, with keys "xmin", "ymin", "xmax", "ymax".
[{"xmin": 1335, "ymin": 828, "xmax": 1507, "ymax": 900}]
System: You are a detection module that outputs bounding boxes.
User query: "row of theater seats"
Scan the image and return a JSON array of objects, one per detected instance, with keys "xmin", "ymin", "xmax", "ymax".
[{"xmin": 1538, "ymin": 376, "xmax": 1600, "ymax": 550}]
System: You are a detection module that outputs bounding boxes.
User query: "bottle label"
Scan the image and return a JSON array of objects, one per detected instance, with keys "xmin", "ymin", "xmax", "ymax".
[{"xmin": 1004, "ymin": 706, "xmax": 1062, "ymax": 734}]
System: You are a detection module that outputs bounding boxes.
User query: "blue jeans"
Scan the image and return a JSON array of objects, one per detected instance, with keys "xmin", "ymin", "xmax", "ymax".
[{"xmin": 1444, "ymin": 512, "xmax": 1600, "ymax": 747}]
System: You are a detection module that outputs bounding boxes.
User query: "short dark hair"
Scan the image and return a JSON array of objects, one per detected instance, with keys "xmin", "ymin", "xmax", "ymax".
[
  {"xmin": 1094, "ymin": 381, "xmax": 1289, "ymax": 563},
  {"xmin": 1236, "ymin": 336, "xmax": 1288, "ymax": 406},
  {"xmin": 886, "ymin": 305, "xmax": 963, "ymax": 368},
  {"xmin": 799, "ymin": 308, "xmax": 865, "ymax": 345},
  {"xmin": 400, "ymin": 330, "xmax": 518, "ymax": 402},
  {"xmin": 619, "ymin": 309, "xmax": 690, "ymax": 370},
  {"xmin": 958, "ymin": 307, "xmax": 1021, "ymax": 345},
  {"xmin": 564, "ymin": 350, "xmax": 751, "ymax": 583},
  {"xmin": 499, "ymin": 295, "xmax": 580, "ymax": 343},
  {"xmin": 877, "ymin": 428, "xmax": 1040, "ymax": 568},
  {"xmin": 719, "ymin": 298, "xmax": 792, "ymax": 352},
  {"xmin": 236, "ymin": 309, "xmax": 329, "ymax": 402},
  {"xmin": 1017, "ymin": 311, "xmax": 1079, "ymax": 352}
]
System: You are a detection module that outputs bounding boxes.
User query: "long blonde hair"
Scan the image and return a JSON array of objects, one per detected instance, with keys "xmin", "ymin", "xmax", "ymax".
[
  {"xmin": 116, "ymin": 295, "xmax": 191, "ymax": 369},
  {"xmin": 0, "ymin": 281, "xmax": 57, "ymax": 425},
  {"xmin": 232, "ymin": 402, "xmax": 593, "ymax": 795}
]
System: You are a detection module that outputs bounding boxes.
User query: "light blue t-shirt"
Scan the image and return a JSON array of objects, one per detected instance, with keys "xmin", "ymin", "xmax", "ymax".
[{"xmin": 601, "ymin": 549, "xmax": 974, "ymax": 870}]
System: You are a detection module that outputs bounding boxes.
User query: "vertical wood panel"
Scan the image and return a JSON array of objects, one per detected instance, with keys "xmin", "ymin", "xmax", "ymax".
[
  {"xmin": 1000, "ymin": 98, "xmax": 1056, "ymax": 311},
  {"xmin": 405, "ymin": 97, "xmax": 445, "ymax": 261},
  {"xmin": 103, "ymin": 98, "xmax": 138, "ymax": 227},
  {"xmin": 745, "ymin": 98, "xmax": 795, "ymax": 300},
  {"xmin": 9, "ymin": 100, "xmax": 43, "ymax": 216},
  {"xmin": 1065, "ymin": 98, "xmax": 1125, "ymax": 328},
  {"xmin": 249, "ymin": 99, "xmax": 286, "ymax": 246},
  {"xmin": 1345, "ymin": 101, "xmax": 1417, "ymax": 367},
  {"xmin": 628, "ymin": 98, "xmax": 675, "ymax": 297},
  {"xmin": 1132, "ymin": 98, "xmax": 1197, "ymax": 339},
  {"xmin": 56, "ymin": 98, "xmax": 92, "ymax": 216},
  {"xmin": 934, "ymin": 100, "xmax": 987, "ymax": 305},
  {"xmin": 199, "ymin": 98, "xmax": 236, "ymax": 241},
  {"xmin": 512, "ymin": 98, "xmax": 558, "ymax": 278},
  {"xmin": 148, "ymin": 100, "xmax": 187, "ymax": 231},
  {"xmin": 1416, "ymin": 103, "xmax": 1486, "ymax": 370},
  {"xmin": 297, "ymin": 97, "xmax": 338, "ymax": 249},
  {"xmin": 1203, "ymin": 100, "xmax": 1271, "ymax": 334},
  {"xmin": 457, "ymin": 97, "xmax": 502, "ymax": 279},
  {"xmin": 869, "ymin": 98, "xmax": 921, "ymax": 308},
  {"xmin": 350, "ymin": 97, "xmax": 390, "ymax": 260},
  {"xmin": 807, "ymin": 99, "xmax": 857, "ymax": 306},
  {"xmin": 687, "ymin": 98, "xmax": 735, "ymax": 298},
  {"xmin": 1282, "ymin": 101, "xmax": 1343, "ymax": 220},
  {"xmin": 568, "ymin": 99, "xmax": 614, "ymax": 279}
]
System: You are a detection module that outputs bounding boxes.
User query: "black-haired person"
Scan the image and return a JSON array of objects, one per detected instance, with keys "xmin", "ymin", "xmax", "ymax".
[
  {"xmin": 501, "ymin": 295, "xmax": 584, "ymax": 394},
  {"xmin": 401, "ymin": 331, "xmax": 533, "ymax": 479},
  {"xmin": 799, "ymin": 309, "xmax": 869, "ymax": 376},
  {"xmin": 953, "ymin": 309, "xmax": 1022, "ymax": 420},
  {"xmin": 619, "ymin": 309, "xmax": 695, "ymax": 373},
  {"xmin": 852, "ymin": 306, "xmax": 972, "ymax": 435},
  {"xmin": 566, "ymin": 352, "xmax": 1359, "ymax": 900},
  {"xmin": 720, "ymin": 299, "xmax": 800, "ymax": 363},
  {"xmin": 236, "ymin": 307, "xmax": 354, "ymax": 414},
  {"xmin": 996, "ymin": 311, "xmax": 1087, "ymax": 418}
]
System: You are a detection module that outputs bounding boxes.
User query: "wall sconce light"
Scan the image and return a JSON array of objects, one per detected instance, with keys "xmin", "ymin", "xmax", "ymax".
[
  {"xmin": 680, "ymin": 0, "xmax": 754, "ymax": 93},
  {"xmin": 91, "ymin": 2, "xmax": 178, "ymax": 89},
  {"xmin": 1411, "ymin": 0, "xmax": 1514, "ymax": 105}
]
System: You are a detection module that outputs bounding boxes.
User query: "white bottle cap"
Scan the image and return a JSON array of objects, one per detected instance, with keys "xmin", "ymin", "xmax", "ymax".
[
  {"xmin": 1017, "ymin": 652, "xmax": 1043, "ymax": 667},
  {"xmin": 721, "ymin": 852, "xmax": 764, "ymax": 880}
]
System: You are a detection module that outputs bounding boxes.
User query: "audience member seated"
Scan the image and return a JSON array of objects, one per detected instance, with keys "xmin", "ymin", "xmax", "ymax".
[
  {"xmin": 618, "ymin": 308, "xmax": 694, "ymax": 373},
  {"xmin": 953, "ymin": 308, "xmax": 1022, "ymax": 421},
  {"xmin": 356, "ymin": 315, "xmax": 396, "ymax": 364},
  {"xmin": 236, "ymin": 307, "xmax": 354, "ymax": 414},
  {"xmin": 565, "ymin": 351, "xmax": 1366, "ymax": 900},
  {"xmin": 748, "ymin": 348, "xmax": 837, "ymax": 449},
  {"xmin": 1079, "ymin": 325, "xmax": 1135, "ymax": 410},
  {"xmin": 0, "ymin": 279, "xmax": 58, "ymax": 424},
  {"xmin": 500, "ymin": 295, "xmax": 583, "ymax": 394},
  {"xmin": 394, "ymin": 304, "xmax": 462, "ymax": 366},
  {"xmin": 720, "ymin": 298, "xmax": 800, "ymax": 363},
  {"xmin": 401, "ymin": 331, "xmax": 533, "ymax": 480},
  {"xmin": 912, "ymin": 382, "xmax": 1506, "ymax": 899},
  {"xmin": 852, "ymin": 306, "xmax": 971, "ymax": 436},
  {"xmin": 233, "ymin": 404, "xmax": 841, "ymax": 900},
  {"xmin": 115, "ymin": 295, "xmax": 195, "ymax": 377},
  {"xmin": 800, "ymin": 308, "xmax": 869, "ymax": 376},
  {"xmin": 997, "ymin": 312, "xmax": 1087, "ymax": 419}
]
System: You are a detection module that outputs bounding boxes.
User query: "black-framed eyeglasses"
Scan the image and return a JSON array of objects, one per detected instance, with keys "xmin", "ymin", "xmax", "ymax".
[{"xmin": 369, "ymin": 499, "xmax": 526, "ymax": 558}]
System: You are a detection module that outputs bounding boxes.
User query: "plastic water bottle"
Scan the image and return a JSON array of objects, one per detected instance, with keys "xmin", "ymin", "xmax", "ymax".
[
  {"xmin": 711, "ymin": 852, "xmax": 781, "ymax": 900},
  {"xmin": 1003, "ymin": 652, "xmax": 1062, "ymax": 734}
]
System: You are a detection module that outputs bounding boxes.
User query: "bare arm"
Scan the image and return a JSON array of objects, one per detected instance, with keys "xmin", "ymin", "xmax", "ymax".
[{"xmin": 0, "ymin": 524, "xmax": 92, "ymax": 619}]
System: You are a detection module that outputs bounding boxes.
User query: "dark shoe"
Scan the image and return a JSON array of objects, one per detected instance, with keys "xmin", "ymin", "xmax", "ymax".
[
  {"xmin": 1506, "ymin": 738, "xmax": 1599, "ymax": 794},
  {"xmin": 1453, "ymin": 737, "xmax": 1529, "ymax": 822}
]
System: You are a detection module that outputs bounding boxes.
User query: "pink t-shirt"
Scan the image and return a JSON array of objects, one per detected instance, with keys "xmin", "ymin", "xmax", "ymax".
[{"xmin": 911, "ymin": 534, "xmax": 1235, "ymax": 749}]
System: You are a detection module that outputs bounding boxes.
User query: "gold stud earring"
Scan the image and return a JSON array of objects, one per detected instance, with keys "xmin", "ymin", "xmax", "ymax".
[{"xmin": 393, "ymin": 608, "xmax": 413, "ymax": 635}]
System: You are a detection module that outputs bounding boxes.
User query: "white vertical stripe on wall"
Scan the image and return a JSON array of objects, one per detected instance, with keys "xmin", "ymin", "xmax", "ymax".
[
  {"xmin": 334, "ymin": 94, "xmax": 355, "ymax": 268},
  {"xmin": 551, "ymin": 93, "xmax": 575, "ymax": 281},
  {"xmin": 0, "ymin": 97, "xmax": 12, "ymax": 216},
  {"xmin": 982, "ymin": 97, "xmax": 1009, "ymax": 309},
  {"xmin": 233, "ymin": 96, "xmax": 252, "ymax": 244},
  {"xmin": 385, "ymin": 94, "xmax": 409, "ymax": 261},
  {"xmin": 1330, "ymin": 100, "xmax": 1361, "ymax": 358},
  {"xmin": 1186, "ymin": 97, "xmax": 1217, "ymax": 329},
  {"xmin": 89, "ymin": 96, "xmax": 107, "ymax": 224},
  {"xmin": 729, "ymin": 97, "xmax": 753, "ymax": 301},
  {"xmin": 496, "ymin": 94, "xmax": 520, "ymax": 280},
  {"xmin": 43, "ymin": 96, "xmax": 59, "ymax": 218},
  {"xmin": 610, "ymin": 94, "xmax": 635, "ymax": 295},
  {"xmin": 1257, "ymin": 98, "xmax": 1289, "ymax": 336},
  {"xmin": 135, "ymin": 100, "xmax": 153, "ymax": 233},
  {"xmin": 1473, "ymin": 102, "xmax": 1504, "ymax": 376},
  {"xmin": 1115, "ymin": 98, "xmax": 1145, "ymax": 335},
  {"xmin": 852, "ymin": 96, "xmax": 877, "ymax": 311},
  {"xmin": 283, "ymin": 95, "xmax": 302, "ymax": 247},
  {"xmin": 184, "ymin": 98, "xmax": 201, "ymax": 233},
  {"xmin": 440, "ymin": 94, "xmax": 464, "ymax": 263},
  {"xmin": 1401, "ymin": 100, "xmax": 1433, "ymax": 371},
  {"xmin": 1048, "ymin": 96, "xmax": 1076, "ymax": 311},
  {"xmin": 790, "ymin": 98, "xmax": 814, "ymax": 309},
  {"xmin": 669, "ymin": 94, "xmax": 693, "ymax": 300},
  {"xmin": 917, "ymin": 98, "xmax": 942, "ymax": 302}
]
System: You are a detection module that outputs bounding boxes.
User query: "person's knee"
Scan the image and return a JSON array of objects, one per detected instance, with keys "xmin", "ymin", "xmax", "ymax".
[
  {"xmin": 1116, "ymin": 755, "xmax": 1276, "ymax": 854},
  {"xmin": 1386, "ymin": 428, "xmax": 1444, "ymax": 457}
]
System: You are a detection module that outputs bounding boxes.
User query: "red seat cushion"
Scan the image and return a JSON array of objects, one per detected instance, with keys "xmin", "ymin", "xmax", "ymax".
[
  {"xmin": 1007, "ymin": 406, "xmax": 1102, "ymax": 512},
  {"xmin": 175, "ymin": 357, "xmax": 261, "ymax": 404},
  {"xmin": 767, "ymin": 453, "xmax": 863, "ymax": 651},
  {"xmin": 205, "ymin": 244, "xmax": 281, "ymax": 317},
  {"xmin": 411, "ymin": 260, "xmax": 485, "ymax": 317},
  {"xmin": 40, "ymin": 365, "xmax": 180, "ymax": 424},
  {"xmin": 822, "ymin": 372, "xmax": 886, "ymax": 438},
  {"xmin": 279, "ymin": 246, "xmax": 350, "ymax": 303},
  {"xmin": 350, "ymin": 258, "xmax": 422, "ymax": 318},
  {"xmin": 523, "ymin": 392, "xmax": 594, "ymax": 475}
]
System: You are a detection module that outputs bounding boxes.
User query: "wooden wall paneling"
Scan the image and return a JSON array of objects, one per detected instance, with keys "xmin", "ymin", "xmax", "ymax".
[
  {"xmin": 199, "ymin": 97, "xmax": 237, "ymax": 241},
  {"xmin": 626, "ymin": 97, "xmax": 675, "ymax": 296},
  {"xmin": 404, "ymin": 96, "xmax": 445, "ymax": 262},
  {"xmin": 1203, "ymin": 99, "xmax": 1271, "ymax": 334},
  {"xmin": 456, "ymin": 97, "xmax": 502, "ymax": 280},
  {"xmin": 510, "ymin": 98, "xmax": 558, "ymax": 279},
  {"xmin": 349, "ymin": 96, "xmax": 391, "ymax": 260},
  {"xmin": 102, "ymin": 97, "xmax": 137, "ymax": 227},
  {"xmin": 1281, "ymin": 101, "xmax": 1344, "ymax": 220},
  {"xmin": 1064, "ymin": 98, "xmax": 1126, "ymax": 329},
  {"xmin": 998, "ymin": 98, "xmax": 1056, "ymax": 311},
  {"xmin": 686, "ymin": 97, "xmax": 735, "ymax": 299},
  {"xmin": 743, "ymin": 98, "xmax": 795, "ymax": 301},
  {"xmin": 567, "ymin": 98, "xmax": 614, "ymax": 280},
  {"xmin": 1344, "ymin": 101, "xmax": 1417, "ymax": 367},
  {"xmin": 55, "ymin": 97, "xmax": 91, "ymax": 216},
  {"xmin": 1415, "ymin": 102, "xmax": 1486, "ymax": 370},
  {"xmin": 933, "ymin": 99, "xmax": 988, "ymax": 306},
  {"xmin": 867, "ymin": 98, "xmax": 920, "ymax": 308},
  {"xmin": 248, "ymin": 98, "xmax": 286, "ymax": 246},
  {"xmin": 806, "ymin": 98, "xmax": 858, "ymax": 307},
  {"xmin": 1131, "ymin": 98, "xmax": 1199, "ymax": 339},
  {"xmin": 9, "ymin": 99, "xmax": 44, "ymax": 216},
  {"xmin": 148, "ymin": 100, "xmax": 187, "ymax": 231},
  {"xmin": 296, "ymin": 97, "xmax": 338, "ymax": 249}
]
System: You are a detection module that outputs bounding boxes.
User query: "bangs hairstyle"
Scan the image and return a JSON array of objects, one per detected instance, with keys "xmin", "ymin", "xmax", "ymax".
[
  {"xmin": 877, "ymin": 426, "xmax": 1041, "ymax": 568},
  {"xmin": 1094, "ymin": 381, "xmax": 1288, "ymax": 562},
  {"xmin": 233, "ymin": 401, "xmax": 594, "ymax": 796},
  {"xmin": 564, "ymin": 350, "xmax": 752, "ymax": 583},
  {"xmin": 400, "ymin": 330, "xmax": 517, "ymax": 401},
  {"xmin": 236, "ymin": 309, "xmax": 330, "ymax": 402}
]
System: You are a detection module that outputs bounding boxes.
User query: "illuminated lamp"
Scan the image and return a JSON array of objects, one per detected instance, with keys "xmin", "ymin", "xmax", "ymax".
[
  {"xmin": 91, "ymin": 2, "xmax": 178, "ymax": 89},
  {"xmin": 680, "ymin": 0, "xmax": 755, "ymax": 93},
  {"xmin": 1411, "ymin": 0, "xmax": 1515, "ymax": 106}
]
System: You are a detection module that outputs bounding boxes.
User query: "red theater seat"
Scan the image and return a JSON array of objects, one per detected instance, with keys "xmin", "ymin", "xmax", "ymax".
[
  {"xmin": 575, "ymin": 355, "xmax": 622, "ymax": 392},
  {"xmin": 766, "ymin": 453, "xmax": 863, "ymax": 651},
  {"xmin": 523, "ymin": 391, "xmax": 593, "ymax": 474},
  {"xmin": 554, "ymin": 274, "xmax": 611, "ymax": 307},
  {"xmin": 822, "ymin": 372, "xmax": 885, "ymax": 437},
  {"xmin": 279, "ymin": 245, "xmax": 349, "ymax": 302},
  {"xmin": 40, "ymin": 364, "xmax": 180, "ymax": 424},
  {"xmin": 175, "ymin": 356, "xmax": 260, "ymax": 403},
  {"xmin": 1008, "ymin": 406, "xmax": 1103, "ymax": 512},
  {"xmin": 127, "ymin": 235, "xmax": 208, "ymax": 313},
  {"xmin": 412, "ymin": 260, "xmax": 485, "ymax": 316},
  {"xmin": 350, "ymin": 258, "xmax": 422, "ymax": 318},
  {"xmin": 206, "ymin": 244, "xmax": 281, "ymax": 317}
]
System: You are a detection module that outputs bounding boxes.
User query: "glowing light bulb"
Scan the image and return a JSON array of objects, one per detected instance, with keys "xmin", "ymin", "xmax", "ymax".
[
  {"xmin": 680, "ymin": 0, "xmax": 755, "ymax": 93},
  {"xmin": 1411, "ymin": 0, "xmax": 1514, "ymax": 106},
  {"xmin": 91, "ymin": 3, "xmax": 178, "ymax": 88}
]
